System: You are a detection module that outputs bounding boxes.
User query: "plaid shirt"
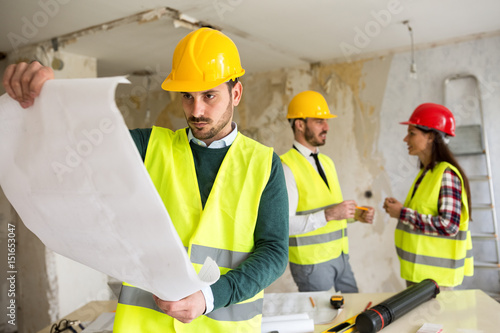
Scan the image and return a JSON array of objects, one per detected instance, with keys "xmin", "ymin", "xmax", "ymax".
[{"xmin": 400, "ymin": 168, "xmax": 462, "ymax": 236}]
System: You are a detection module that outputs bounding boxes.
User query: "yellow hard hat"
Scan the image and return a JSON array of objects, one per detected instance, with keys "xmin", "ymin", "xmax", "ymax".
[
  {"xmin": 162, "ymin": 28, "xmax": 245, "ymax": 92},
  {"xmin": 287, "ymin": 90, "xmax": 337, "ymax": 119}
]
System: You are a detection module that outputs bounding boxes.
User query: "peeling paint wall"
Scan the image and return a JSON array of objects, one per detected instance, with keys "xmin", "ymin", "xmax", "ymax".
[{"xmin": 115, "ymin": 75, "xmax": 172, "ymax": 130}]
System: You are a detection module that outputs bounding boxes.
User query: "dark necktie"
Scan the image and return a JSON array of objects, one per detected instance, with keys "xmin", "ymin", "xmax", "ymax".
[{"xmin": 311, "ymin": 153, "xmax": 329, "ymax": 188}]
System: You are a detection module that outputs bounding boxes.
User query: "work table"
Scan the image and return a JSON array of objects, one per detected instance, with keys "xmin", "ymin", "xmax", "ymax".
[{"xmin": 37, "ymin": 289, "xmax": 500, "ymax": 333}]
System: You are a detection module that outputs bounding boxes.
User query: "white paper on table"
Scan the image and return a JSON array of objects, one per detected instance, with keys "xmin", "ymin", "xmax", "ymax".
[
  {"xmin": 0, "ymin": 77, "xmax": 220, "ymax": 301},
  {"xmin": 261, "ymin": 313, "xmax": 314, "ymax": 333},
  {"xmin": 262, "ymin": 289, "xmax": 340, "ymax": 325},
  {"xmin": 81, "ymin": 312, "xmax": 115, "ymax": 332}
]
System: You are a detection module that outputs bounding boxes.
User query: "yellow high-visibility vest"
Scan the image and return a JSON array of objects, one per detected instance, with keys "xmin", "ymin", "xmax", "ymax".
[
  {"xmin": 395, "ymin": 162, "xmax": 473, "ymax": 287},
  {"xmin": 114, "ymin": 126, "xmax": 273, "ymax": 332},
  {"xmin": 281, "ymin": 149, "xmax": 348, "ymax": 265}
]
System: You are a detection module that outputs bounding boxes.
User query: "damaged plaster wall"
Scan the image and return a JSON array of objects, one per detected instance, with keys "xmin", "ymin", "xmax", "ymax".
[{"xmin": 115, "ymin": 74, "xmax": 173, "ymax": 130}]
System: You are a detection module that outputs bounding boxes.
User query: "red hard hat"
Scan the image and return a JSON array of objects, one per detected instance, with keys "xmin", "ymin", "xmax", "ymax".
[{"xmin": 400, "ymin": 103, "xmax": 456, "ymax": 136}]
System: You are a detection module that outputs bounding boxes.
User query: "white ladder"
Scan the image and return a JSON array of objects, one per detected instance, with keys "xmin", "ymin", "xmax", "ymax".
[{"xmin": 443, "ymin": 73, "xmax": 500, "ymax": 297}]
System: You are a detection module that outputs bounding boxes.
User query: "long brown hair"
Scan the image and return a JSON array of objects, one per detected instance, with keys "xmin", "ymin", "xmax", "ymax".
[{"xmin": 419, "ymin": 128, "xmax": 472, "ymax": 211}]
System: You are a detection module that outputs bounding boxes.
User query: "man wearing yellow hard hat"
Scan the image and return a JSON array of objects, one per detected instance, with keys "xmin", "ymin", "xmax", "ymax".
[
  {"xmin": 281, "ymin": 90, "xmax": 374, "ymax": 293},
  {"xmin": 3, "ymin": 28, "xmax": 289, "ymax": 332}
]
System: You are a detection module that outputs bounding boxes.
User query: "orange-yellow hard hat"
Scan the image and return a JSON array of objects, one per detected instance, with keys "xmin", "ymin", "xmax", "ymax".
[
  {"xmin": 162, "ymin": 27, "xmax": 245, "ymax": 92},
  {"xmin": 287, "ymin": 91, "xmax": 337, "ymax": 119}
]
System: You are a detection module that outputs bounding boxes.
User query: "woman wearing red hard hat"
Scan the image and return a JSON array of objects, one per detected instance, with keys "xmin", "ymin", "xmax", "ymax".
[{"xmin": 383, "ymin": 103, "xmax": 473, "ymax": 290}]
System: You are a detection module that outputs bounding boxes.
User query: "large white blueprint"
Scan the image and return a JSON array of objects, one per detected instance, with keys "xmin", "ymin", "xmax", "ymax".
[{"xmin": 0, "ymin": 77, "xmax": 219, "ymax": 301}]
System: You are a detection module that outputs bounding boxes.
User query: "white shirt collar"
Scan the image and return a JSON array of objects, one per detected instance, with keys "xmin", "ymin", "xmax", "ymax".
[
  {"xmin": 293, "ymin": 140, "xmax": 319, "ymax": 156},
  {"xmin": 188, "ymin": 122, "xmax": 238, "ymax": 148}
]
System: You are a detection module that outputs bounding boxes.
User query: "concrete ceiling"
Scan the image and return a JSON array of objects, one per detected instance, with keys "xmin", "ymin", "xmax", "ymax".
[{"xmin": 1, "ymin": 0, "xmax": 500, "ymax": 77}]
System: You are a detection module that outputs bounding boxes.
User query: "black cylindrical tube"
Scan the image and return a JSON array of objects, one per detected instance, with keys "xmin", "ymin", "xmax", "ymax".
[{"xmin": 355, "ymin": 279, "xmax": 440, "ymax": 333}]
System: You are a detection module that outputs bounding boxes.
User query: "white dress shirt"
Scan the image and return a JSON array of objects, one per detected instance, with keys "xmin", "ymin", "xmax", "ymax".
[{"xmin": 282, "ymin": 140, "xmax": 329, "ymax": 236}]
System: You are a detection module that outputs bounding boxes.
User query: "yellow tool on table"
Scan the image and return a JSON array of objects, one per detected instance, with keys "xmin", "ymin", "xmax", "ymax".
[
  {"xmin": 323, "ymin": 279, "xmax": 440, "ymax": 333},
  {"xmin": 321, "ymin": 314, "xmax": 357, "ymax": 333},
  {"xmin": 323, "ymin": 295, "xmax": 354, "ymax": 332},
  {"xmin": 330, "ymin": 295, "xmax": 344, "ymax": 309}
]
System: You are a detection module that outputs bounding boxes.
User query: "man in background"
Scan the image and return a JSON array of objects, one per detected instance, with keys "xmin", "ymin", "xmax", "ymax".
[{"xmin": 281, "ymin": 90, "xmax": 374, "ymax": 293}]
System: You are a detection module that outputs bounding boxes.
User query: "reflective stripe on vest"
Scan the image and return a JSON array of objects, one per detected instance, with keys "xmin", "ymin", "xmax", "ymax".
[
  {"xmin": 114, "ymin": 127, "xmax": 272, "ymax": 332},
  {"xmin": 396, "ymin": 247, "xmax": 465, "ymax": 269},
  {"xmin": 295, "ymin": 204, "xmax": 331, "ymax": 215},
  {"xmin": 395, "ymin": 162, "xmax": 473, "ymax": 287},
  {"xmin": 396, "ymin": 244, "xmax": 473, "ymax": 271},
  {"xmin": 118, "ymin": 284, "xmax": 263, "ymax": 322},
  {"xmin": 190, "ymin": 244, "xmax": 250, "ymax": 269},
  {"xmin": 396, "ymin": 223, "xmax": 468, "ymax": 241},
  {"xmin": 281, "ymin": 149, "xmax": 348, "ymax": 265},
  {"xmin": 289, "ymin": 228, "xmax": 347, "ymax": 246}
]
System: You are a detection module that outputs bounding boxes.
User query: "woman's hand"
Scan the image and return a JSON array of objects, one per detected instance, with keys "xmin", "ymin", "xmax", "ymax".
[{"xmin": 383, "ymin": 197, "xmax": 403, "ymax": 219}]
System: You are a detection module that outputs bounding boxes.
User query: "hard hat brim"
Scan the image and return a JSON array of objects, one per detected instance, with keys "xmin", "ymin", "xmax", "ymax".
[
  {"xmin": 286, "ymin": 114, "xmax": 337, "ymax": 119},
  {"xmin": 161, "ymin": 72, "xmax": 244, "ymax": 92},
  {"xmin": 400, "ymin": 121, "xmax": 455, "ymax": 136}
]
